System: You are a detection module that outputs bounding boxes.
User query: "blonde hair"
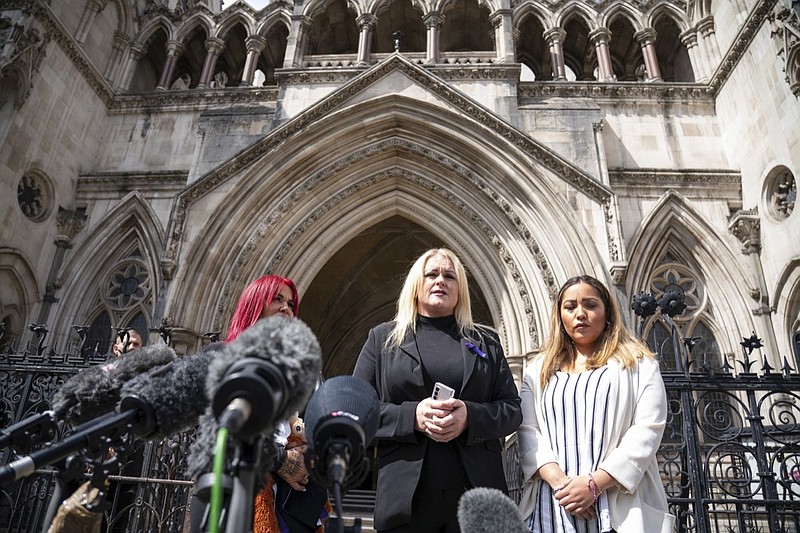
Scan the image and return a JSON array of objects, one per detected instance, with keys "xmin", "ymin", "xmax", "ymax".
[
  {"xmin": 386, "ymin": 248, "xmax": 475, "ymax": 349},
  {"xmin": 539, "ymin": 275, "xmax": 654, "ymax": 389}
]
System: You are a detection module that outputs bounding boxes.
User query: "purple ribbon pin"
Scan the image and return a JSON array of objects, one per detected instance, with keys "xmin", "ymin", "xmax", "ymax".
[{"xmin": 465, "ymin": 341, "xmax": 486, "ymax": 358}]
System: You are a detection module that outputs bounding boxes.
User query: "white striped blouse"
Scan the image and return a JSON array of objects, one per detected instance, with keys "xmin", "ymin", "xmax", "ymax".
[{"xmin": 525, "ymin": 366, "xmax": 613, "ymax": 533}]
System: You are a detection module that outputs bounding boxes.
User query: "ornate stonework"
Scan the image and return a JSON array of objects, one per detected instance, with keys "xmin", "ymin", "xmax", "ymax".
[{"xmin": 728, "ymin": 208, "xmax": 761, "ymax": 254}]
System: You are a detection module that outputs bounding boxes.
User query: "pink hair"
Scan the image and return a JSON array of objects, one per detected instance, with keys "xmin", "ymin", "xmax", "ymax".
[{"xmin": 225, "ymin": 275, "xmax": 300, "ymax": 342}]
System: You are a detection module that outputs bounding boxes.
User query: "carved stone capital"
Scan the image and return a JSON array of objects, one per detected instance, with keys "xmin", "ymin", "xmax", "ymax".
[
  {"xmin": 423, "ymin": 11, "xmax": 445, "ymax": 29},
  {"xmin": 589, "ymin": 27, "xmax": 611, "ymax": 45},
  {"xmin": 356, "ymin": 13, "xmax": 378, "ymax": 31},
  {"xmin": 609, "ymin": 262, "xmax": 628, "ymax": 285},
  {"xmin": 634, "ymin": 27, "xmax": 657, "ymax": 46},
  {"xmin": 543, "ymin": 26, "xmax": 566, "ymax": 45},
  {"xmin": 728, "ymin": 208, "xmax": 761, "ymax": 254},
  {"xmin": 165, "ymin": 39, "xmax": 184, "ymax": 56},
  {"xmin": 243, "ymin": 34, "xmax": 266, "ymax": 54},
  {"xmin": 679, "ymin": 29, "xmax": 698, "ymax": 47},
  {"xmin": 161, "ymin": 259, "xmax": 177, "ymax": 280},
  {"xmin": 205, "ymin": 37, "xmax": 225, "ymax": 55},
  {"xmin": 54, "ymin": 206, "xmax": 87, "ymax": 246},
  {"xmin": 697, "ymin": 15, "xmax": 716, "ymax": 36}
]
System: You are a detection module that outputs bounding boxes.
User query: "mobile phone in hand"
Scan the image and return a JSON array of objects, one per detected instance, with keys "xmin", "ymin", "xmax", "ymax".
[{"xmin": 432, "ymin": 382, "xmax": 455, "ymax": 401}]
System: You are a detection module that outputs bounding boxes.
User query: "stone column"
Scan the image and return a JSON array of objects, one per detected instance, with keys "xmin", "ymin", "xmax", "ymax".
[
  {"xmin": 679, "ymin": 29, "xmax": 706, "ymax": 82},
  {"xmin": 490, "ymin": 9, "xmax": 514, "ymax": 63},
  {"xmin": 356, "ymin": 14, "xmax": 377, "ymax": 65},
  {"xmin": 74, "ymin": 0, "xmax": 107, "ymax": 45},
  {"xmin": 697, "ymin": 16, "xmax": 721, "ymax": 76},
  {"xmin": 634, "ymin": 28, "xmax": 662, "ymax": 81},
  {"xmin": 284, "ymin": 15, "xmax": 312, "ymax": 68},
  {"xmin": 103, "ymin": 31, "xmax": 129, "ymax": 84},
  {"xmin": 593, "ymin": 120, "xmax": 610, "ymax": 186},
  {"xmin": 543, "ymin": 27, "xmax": 567, "ymax": 80},
  {"xmin": 198, "ymin": 37, "xmax": 225, "ymax": 88},
  {"xmin": 35, "ymin": 207, "xmax": 87, "ymax": 325},
  {"xmin": 728, "ymin": 211, "xmax": 781, "ymax": 368},
  {"xmin": 589, "ymin": 27, "xmax": 614, "ymax": 81},
  {"xmin": 423, "ymin": 12, "xmax": 445, "ymax": 64},
  {"xmin": 241, "ymin": 35, "xmax": 267, "ymax": 85},
  {"xmin": 156, "ymin": 40, "xmax": 184, "ymax": 90},
  {"xmin": 119, "ymin": 42, "xmax": 147, "ymax": 91}
]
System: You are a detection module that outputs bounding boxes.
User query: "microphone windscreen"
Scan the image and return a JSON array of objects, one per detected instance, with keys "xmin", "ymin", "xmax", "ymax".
[
  {"xmin": 205, "ymin": 316, "xmax": 322, "ymax": 423},
  {"xmin": 304, "ymin": 376, "xmax": 380, "ymax": 450},
  {"xmin": 52, "ymin": 343, "xmax": 177, "ymax": 424},
  {"xmin": 119, "ymin": 349, "xmax": 216, "ymax": 439},
  {"xmin": 457, "ymin": 487, "xmax": 528, "ymax": 533},
  {"xmin": 186, "ymin": 316, "xmax": 322, "ymax": 482}
]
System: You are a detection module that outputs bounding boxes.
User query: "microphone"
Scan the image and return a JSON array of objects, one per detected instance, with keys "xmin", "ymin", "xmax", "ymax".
[
  {"xmin": 304, "ymin": 375, "xmax": 380, "ymax": 492},
  {"xmin": 2, "ymin": 317, "xmax": 321, "ymax": 486},
  {"xmin": 52, "ymin": 343, "xmax": 178, "ymax": 425},
  {"xmin": 457, "ymin": 487, "xmax": 528, "ymax": 533},
  {"xmin": 186, "ymin": 316, "xmax": 322, "ymax": 479}
]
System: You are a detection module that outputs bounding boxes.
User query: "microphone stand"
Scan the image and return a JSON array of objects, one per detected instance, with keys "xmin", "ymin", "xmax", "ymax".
[
  {"xmin": 224, "ymin": 437, "xmax": 263, "ymax": 533},
  {"xmin": 0, "ymin": 410, "xmax": 136, "ymax": 485},
  {"xmin": 195, "ymin": 434, "xmax": 266, "ymax": 533}
]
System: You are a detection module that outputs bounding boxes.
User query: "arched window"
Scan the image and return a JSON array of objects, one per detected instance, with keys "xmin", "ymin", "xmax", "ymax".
[
  {"xmin": 80, "ymin": 246, "xmax": 152, "ymax": 357},
  {"xmin": 642, "ymin": 256, "xmax": 725, "ymax": 371}
]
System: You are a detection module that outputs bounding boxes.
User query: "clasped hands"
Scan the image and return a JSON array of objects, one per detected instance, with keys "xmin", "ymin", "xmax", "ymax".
[
  {"xmin": 551, "ymin": 475, "xmax": 597, "ymax": 521},
  {"xmin": 415, "ymin": 397, "xmax": 468, "ymax": 443}
]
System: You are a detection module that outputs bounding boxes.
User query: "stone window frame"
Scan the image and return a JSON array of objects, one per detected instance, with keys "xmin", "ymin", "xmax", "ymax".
[
  {"xmin": 16, "ymin": 169, "xmax": 54, "ymax": 222},
  {"xmin": 762, "ymin": 165, "xmax": 796, "ymax": 222}
]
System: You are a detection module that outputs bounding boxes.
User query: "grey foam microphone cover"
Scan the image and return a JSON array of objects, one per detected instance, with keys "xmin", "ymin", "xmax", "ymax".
[
  {"xmin": 186, "ymin": 316, "xmax": 322, "ymax": 482},
  {"xmin": 52, "ymin": 343, "xmax": 177, "ymax": 424},
  {"xmin": 457, "ymin": 487, "xmax": 528, "ymax": 533}
]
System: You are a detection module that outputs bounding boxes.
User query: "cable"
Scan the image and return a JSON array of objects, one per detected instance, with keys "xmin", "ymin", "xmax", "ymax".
[{"xmin": 209, "ymin": 426, "xmax": 230, "ymax": 533}]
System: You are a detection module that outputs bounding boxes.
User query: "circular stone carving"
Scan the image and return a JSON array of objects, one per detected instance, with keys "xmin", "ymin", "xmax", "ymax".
[{"xmin": 17, "ymin": 172, "xmax": 54, "ymax": 222}]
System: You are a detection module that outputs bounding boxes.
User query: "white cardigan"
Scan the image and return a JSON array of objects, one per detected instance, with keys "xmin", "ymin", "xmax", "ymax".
[{"xmin": 517, "ymin": 356, "xmax": 676, "ymax": 533}]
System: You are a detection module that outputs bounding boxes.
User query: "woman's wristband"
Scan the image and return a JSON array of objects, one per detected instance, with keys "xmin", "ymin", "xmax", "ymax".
[{"xmin": 587, "ymin": 473, "xmax": 603, "ymax": 502}]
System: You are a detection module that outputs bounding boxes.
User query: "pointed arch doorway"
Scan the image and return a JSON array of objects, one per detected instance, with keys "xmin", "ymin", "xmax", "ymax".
[{"xmin": 298, "ymin": 215, "xmax": 492, "ymax": 377}]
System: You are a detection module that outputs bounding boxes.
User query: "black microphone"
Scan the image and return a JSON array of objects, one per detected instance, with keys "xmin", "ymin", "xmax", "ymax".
[
  {"xmin": 304, "ymin": 375, "xmax": 380, "ymax": 492},
  {"xmin": 457, "ymin": 487, "xmax": 528, "ymax": 533},
  {"xmin": 186, "ymin": 316, "xmax": 322, "ymax": 480},
  {"xmin": 52, "ymin": 343, "xmax": 178, "ymax": 425}
]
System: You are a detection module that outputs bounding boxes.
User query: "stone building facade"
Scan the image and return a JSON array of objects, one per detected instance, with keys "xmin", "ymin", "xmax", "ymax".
[{"xmin": 0, "ymin": 0, "xmax": 798, "ymax": 379}]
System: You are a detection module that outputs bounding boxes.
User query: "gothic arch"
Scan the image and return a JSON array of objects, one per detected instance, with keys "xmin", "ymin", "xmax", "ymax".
[
  {"xmin": 368, "ymin": 0, "xmax": 429, "ymax": 18},
  {"xmin": 555, "ymin": 2, "xmax": 599, "ymax": 30},
  {"xmin": 513, "ymin": 5, "xmax": 553, "ymax": 31},
  {"xmin": 0, "ymin": 248, "xmax": 41, "ymax": 347},
  {"xmin": 175, "ymin": 12, "xmax": 214, "ymax": 43},
  {"xmin": 647, "ymin": 3, "xmax": 690, "ymax": 33},
  {"xmin": 302, "ymin": 0, "xmax": 362, "ymax": 19},
  {"xmin": 214, "ymin": 10, "xmax": 257, "ymax": 40},
  {"xmin": 626, "ymin": 191, "xmax": 757, "ymax": 358},
  {"xmin": 433, "ymin": 0, "xmax": 500, "ymax": 16},
  {"xmin": 109, "ymin": 0, "xmax": 134, "ymax": 37},
  {"xmin": 164, "ymin": 90, "xmax": 612, "ymax": 357},
  {"xmin": 774, "ymin": 258, "xmax": 800, "ymax": 360},
  {"xmin": 135, "ymin": 15, "xmax": 176, "ymax": 46},
  {"xmin": 255, "ymin": 13, "xmax": 292, "ymax": 38},
  {"xmin": 53, "ymin": 192, "xmax": 164, "ymax": 340},
  {"xmin": 602, "ymin": 2, "xmax": 645, "ymax": 31}
]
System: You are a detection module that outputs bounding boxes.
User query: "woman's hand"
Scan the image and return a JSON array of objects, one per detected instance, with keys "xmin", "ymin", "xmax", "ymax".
[
  {"xmin": 417, "ymin": 398, "xmax": 468, "ymax": 442},
  {"xmin": 554, "ymin": 476, "xmax": 596, "ymax": 520},
  {"xmin": 277, "ymin": 445, "xmax": 310, "ymax": 491}
]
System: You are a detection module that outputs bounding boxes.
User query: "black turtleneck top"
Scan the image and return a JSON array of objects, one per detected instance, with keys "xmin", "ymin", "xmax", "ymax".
[{"xmin": 415, "ymin": 314, "xmax": 470, "ymax": 489}]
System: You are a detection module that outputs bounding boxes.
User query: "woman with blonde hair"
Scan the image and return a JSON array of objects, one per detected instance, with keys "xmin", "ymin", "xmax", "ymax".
[
  {"xmin": 354, "ymin": 248, "xmax": 522, "ymax": 532},
  {"xmin": 517, "ymin": 275, "xmax": 674, "ymax": 533}
]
